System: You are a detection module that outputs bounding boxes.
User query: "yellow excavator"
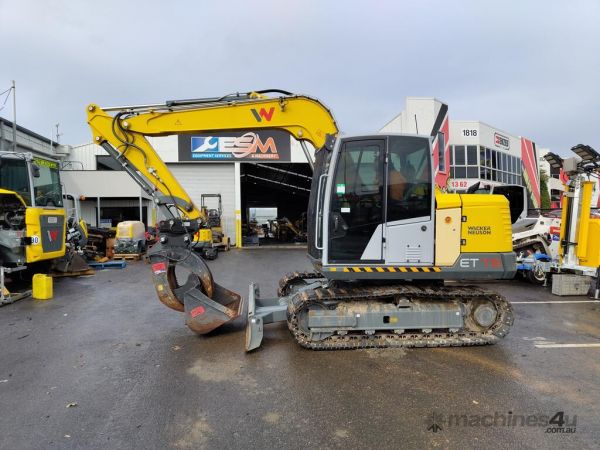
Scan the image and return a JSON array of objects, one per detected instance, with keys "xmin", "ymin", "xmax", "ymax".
[{"xmin": 86, "ymin": 90, "xmax": 515, "ymax": 351}]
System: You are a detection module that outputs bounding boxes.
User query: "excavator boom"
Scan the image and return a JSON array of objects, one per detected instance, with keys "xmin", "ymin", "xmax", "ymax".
[{"xmin": 86, "ymin": 90, "xmax": 339, "ymax": 334}]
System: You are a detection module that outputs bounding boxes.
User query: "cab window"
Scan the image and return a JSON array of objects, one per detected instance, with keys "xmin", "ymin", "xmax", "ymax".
[
  {"xmin": 33, "ymin": 158, "xmax": 63, "ymax": 207},
  {"xmin": 0, "ymin": 159, "xmax": 32, "ymax": 205},
  {"xmin": 387, "ymin": 136, "xmax": 432, "ymax": 222}
]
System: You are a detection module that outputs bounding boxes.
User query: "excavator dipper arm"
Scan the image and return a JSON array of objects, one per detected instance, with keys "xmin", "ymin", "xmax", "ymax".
[{"xmin": 86, "ymin": 90, "xmax": 338, "ymax": 334}]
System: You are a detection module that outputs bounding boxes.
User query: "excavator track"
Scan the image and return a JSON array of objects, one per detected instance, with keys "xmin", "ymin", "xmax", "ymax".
[
  {"xmin": 286, "ymin": 284, "xmax": 513, "ymax": 350},
  {"xmin": 278, "ymin": 271, "xmax": 325, "ymax": 296}
]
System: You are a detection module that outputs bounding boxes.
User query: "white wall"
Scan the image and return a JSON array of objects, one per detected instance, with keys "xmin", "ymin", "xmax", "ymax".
[
  {"xmin": 61, "ymin": 170, "xmax": 150, "ymax": 198},
  {"xmin": 450, "ymin": 121, "xmax": 522, "ymax": 158},
  {"xmin": 166, "ymin": 164, "xmax": 236, "ymax": 244},
  {"xmin": 380, "ymin": 97, "xmax": 444, "ymax": 135},
  {"xmin": 63, "ymin": 142, "xmax": 106, "ymax": 170}
]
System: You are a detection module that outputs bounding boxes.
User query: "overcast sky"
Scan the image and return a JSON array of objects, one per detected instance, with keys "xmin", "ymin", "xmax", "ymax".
[{"xmin": 1, "ymin": 0, "xmax": 598, "ymax": 154}]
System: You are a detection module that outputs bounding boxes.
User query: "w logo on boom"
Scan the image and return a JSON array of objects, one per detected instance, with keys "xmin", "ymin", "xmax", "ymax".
[{"xmin": 251, "ymin": 107, "xmax": 275, "ymax": 122}]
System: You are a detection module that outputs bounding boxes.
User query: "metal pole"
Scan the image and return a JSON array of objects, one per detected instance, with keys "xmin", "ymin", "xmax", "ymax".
[
  {"xmin": 0, "ymin": 119, "xmax": 4, "ymax": 152},
  {"xmin": 1, "ymin": 266, "xmax": 5, "ymax": 303},
  {"xmin": 139, "ymin": 190, "xmax": 143, "ymax": 223},
  {"xmin": 300, "ymin": 141, "xmax": 314, "ymax": 172},
  {"xmin": 11, "ymin": 80, "xmax": 16, "ymax": 152},
  {"xmin": 97, "ymin": 197, "xmax": 101, "ymax": 227},
  {"xmin": 566, "ymin": 177, "xmax": 581, "ymax": 267}
]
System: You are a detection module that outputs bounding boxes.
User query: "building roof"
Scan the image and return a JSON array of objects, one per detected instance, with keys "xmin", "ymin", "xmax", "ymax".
[{"xmin": 0, "ymin": 116, "xmax": 57, "ymax": 147}]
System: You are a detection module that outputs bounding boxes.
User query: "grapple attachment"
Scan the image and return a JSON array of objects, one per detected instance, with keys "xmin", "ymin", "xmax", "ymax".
[{"xmin": 149, "ymin": 243, "xmax": 242, "ymax": 334}]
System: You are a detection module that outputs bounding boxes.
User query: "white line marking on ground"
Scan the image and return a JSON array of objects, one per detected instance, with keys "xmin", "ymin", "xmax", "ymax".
[
  {"xmin": 534, "ymin": 343, "xmax": 600, "ymax": 348},
  {"xmin": 511, "ymin": 300, "xmax": 600, "ymax": 304}
]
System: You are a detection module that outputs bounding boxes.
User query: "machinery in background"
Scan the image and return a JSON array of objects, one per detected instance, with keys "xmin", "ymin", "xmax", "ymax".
[
  {"xmin": 552, "ymin": 146, "xmax": 600, "ymax": 275},
  {"xmin": 462, "ymin": 182, "xmax": 528, "ymax": 226},
  {"xmin": 512, "ymin": 213, "xmax": 561, "ymax": 259},
  {"xmin": 0, "ymin": 152, "xmax": 66, "ymax": 303},
  {"xmin": 200, "ymin": 194, "xmax": 230, "ymax": 252},
  {"xmin": 267, "ymin": 217, "xmax": 306, "ymax": 243},
  {"xmin": 517, "ymin": 146, "xmax": 600, "ymax": 291},
  {"xmin": 86, "ymin": 90, "xmax": 520, "ymax": 351},
  {"xmin": 512, "ymin": 213, "xmax": 561, "ymax": 284},
  {"xmin": 51, "ymin": 194, "xmax": 90, "ymax": 273},
  {"xmin": 114, "ymin": 221, "xmax": 147, "ymax": 254}
]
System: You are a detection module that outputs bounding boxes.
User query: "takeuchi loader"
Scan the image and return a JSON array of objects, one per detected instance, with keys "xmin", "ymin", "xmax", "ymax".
[{"xmin": 86, "ymin": 90, "xmax": 515, "ymax": 351}]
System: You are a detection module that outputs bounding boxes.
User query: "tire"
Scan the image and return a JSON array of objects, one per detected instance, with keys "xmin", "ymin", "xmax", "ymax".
[{"xmin": 525, "ymin": 268, "xmax": 546, "ymax": 285}]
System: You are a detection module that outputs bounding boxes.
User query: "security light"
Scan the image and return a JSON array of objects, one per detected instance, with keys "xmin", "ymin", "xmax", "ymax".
[
  {"xmin": 571, "ymin": 144, "xmax": 600, "ymax": 163},
  {"xmin": 543, "ymin": 152, "xmax": 563, "ymax": 170}
]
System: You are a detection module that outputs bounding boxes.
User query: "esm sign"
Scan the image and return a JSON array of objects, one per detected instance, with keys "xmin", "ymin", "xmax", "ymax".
[{"xmin": 178, "ymin": 130, "xmax": 291, "ymax": 162}]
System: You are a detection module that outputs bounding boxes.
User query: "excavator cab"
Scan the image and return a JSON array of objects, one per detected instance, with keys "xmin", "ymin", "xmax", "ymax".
[{"xmin": 310, "ymin": 135, "xmax": 434, "ymax": 266}]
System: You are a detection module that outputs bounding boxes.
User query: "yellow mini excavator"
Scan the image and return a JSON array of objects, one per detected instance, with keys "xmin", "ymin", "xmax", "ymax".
[{"xmin": 86, "ymin": 90, "xmax": 516, "ymax": 351}]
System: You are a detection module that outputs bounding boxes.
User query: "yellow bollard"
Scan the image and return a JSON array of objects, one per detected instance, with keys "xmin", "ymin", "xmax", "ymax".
[{"xmin": 32, "ymin": 274, "xmax": 53, "ymax": 300}]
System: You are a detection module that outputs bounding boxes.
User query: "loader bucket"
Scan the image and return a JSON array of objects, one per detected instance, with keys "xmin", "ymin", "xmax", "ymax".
[
  {"xmin": 184, "ymin": 283, "xmax": 243, "ymax": 334},
  {"xmin": 148, "ymin": 243, "xmax": 242, "ymax": 334}
]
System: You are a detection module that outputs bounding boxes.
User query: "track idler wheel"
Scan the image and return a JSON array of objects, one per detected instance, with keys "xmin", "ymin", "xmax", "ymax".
[{"xmin": 148, "ymin": 243, "xmax": 242, "ymax": 334}]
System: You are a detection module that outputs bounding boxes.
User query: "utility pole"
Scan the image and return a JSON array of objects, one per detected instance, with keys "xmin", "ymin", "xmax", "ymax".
[{"xmin": 11, "ymin": 80, "xmax": 16, "ymax": 152}]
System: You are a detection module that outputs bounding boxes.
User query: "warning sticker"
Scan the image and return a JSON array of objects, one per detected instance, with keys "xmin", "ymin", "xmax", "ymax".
[
  {"xmin": 151, "ymin": 262, "xmax": 167, "ymax": 274},
  {"xmin": 336, "ymin": 183, "xmax": 345, "ymax": 194},
  {"xmin": 190, "ymin": 306, "xmax": 206, "ymax": 317}
]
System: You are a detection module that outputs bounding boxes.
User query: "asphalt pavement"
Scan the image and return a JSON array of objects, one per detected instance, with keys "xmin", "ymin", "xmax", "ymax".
[{"xmin": 1, "ymin": 248, "xmax": 599, "ymax": 449}]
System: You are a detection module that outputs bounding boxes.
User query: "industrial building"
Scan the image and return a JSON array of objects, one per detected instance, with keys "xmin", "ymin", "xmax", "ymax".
[
  {"xmin": 60, "ymin": 136, "xmax": 314, "ymax": 247},
  {"xmin": 0, "ymin": 117, "xmax": 63, "ymax": 157},
  {"xmin": 381, "ymin": 97, "xmax": 541, "ymax": 209}
]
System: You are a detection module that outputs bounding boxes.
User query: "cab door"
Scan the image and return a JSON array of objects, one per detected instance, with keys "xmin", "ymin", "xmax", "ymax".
[
  {"xmin": 384, "ymin": 136, "xmax": 435, "ymax": 264},
  {"xmin": 327, "ymin": 139, "xmax": 385, "ymax": 263}
]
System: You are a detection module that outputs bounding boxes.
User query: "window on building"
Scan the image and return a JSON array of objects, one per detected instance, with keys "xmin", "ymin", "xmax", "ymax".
[
  {"xmin": 467, "ymin": 146, "xmax": 477, "ymax": 165},
  {"xmin": 454, "ymin": 145, "xmax": 465, "ymax": 165},
  {"xmin": 451, "ymin": 143, "xmax": 524, "ymax": 186},
  {"xmin": 451, "ymin": 145, "xmax": 479, "ymax": 179}
]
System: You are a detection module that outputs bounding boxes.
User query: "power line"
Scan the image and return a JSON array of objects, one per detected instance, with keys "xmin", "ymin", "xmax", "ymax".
[{"xmin": 0, "ymin": 86, "xmax": 12, "ymax": 112}]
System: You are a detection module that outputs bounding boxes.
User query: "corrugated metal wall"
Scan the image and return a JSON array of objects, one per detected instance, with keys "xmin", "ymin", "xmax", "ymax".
[
  {"xmin": 63, "ymin": 143, "xmax": 105, "ymax": 170},
  {"xmin": 167, "ymin": 164, "xmax": 236, "ymax": 244},
  {"xmin": 0, "ymin": 120, "xmax": 55, "ymax": 155}
]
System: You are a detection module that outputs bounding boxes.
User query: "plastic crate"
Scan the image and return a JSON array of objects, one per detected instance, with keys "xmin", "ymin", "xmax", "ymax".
[{"xmin": 551, "ymin": 274, "xmax": 591, "ymax": 296}]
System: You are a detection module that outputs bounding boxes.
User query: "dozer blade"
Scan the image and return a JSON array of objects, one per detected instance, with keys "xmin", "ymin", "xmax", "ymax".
[{"xmin": 148, "ymin": 243, "xmax": 242, "ymax": 334}]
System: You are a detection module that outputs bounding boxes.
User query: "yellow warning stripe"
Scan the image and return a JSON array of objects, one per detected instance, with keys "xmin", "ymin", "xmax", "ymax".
[{"xmin": 331, "ymin": 266, "xmax": 443, "ymax": 273}]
